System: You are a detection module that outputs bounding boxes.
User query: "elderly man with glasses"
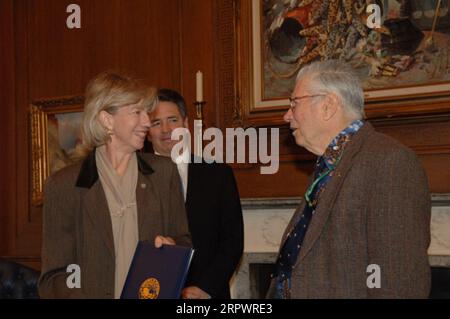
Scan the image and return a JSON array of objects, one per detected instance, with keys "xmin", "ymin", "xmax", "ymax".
[{"xmin": 267, "ymin": 60, "xmax": 431, "ymax": 299}]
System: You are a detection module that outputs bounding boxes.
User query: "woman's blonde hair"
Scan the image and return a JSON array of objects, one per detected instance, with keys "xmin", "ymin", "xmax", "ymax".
[{"xmin": 81, "ymin": 71, "xmax": 157, "ymax": 152}]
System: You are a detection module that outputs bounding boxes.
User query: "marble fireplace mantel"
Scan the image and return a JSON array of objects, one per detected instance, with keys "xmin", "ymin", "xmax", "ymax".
[{"xmin": 230, "ymin": 194, "xmax": 450, "ymax": 299}]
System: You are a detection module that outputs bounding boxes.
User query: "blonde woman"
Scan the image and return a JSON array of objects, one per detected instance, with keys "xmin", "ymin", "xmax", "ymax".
[{"xmin": 39, "ymin": 72, "xmax": 191, "ymax": 299}]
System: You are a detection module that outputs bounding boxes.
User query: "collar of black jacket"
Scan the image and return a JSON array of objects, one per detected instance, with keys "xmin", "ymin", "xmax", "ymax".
[{"xmin": 75, "ymin": 148, "xmax": 154, "ymax": 188}]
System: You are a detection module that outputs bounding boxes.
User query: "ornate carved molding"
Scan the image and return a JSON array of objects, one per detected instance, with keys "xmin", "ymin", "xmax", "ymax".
[
  {"xmin": 32, "ymin": 96, "xmax": 84, "ymax": 109},
  {"xmin": 215, "ymin": 0, "xmax": 242, "ymax": 128}
]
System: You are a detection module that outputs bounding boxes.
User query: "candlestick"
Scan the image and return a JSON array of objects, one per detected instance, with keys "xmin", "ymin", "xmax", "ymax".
[
  {"xmin": 193, "ymin": 101, "xmax": 206, "ymax": 159},
  {"xmin": 194, "ymin": 101, "xmax": 206, "ymax": 120},
  {"xmin": 194, "ymin": 119, "xmax": 203, "ymax": 159},
  {"xmin": 196, "ymin": 71, "xmax": 203, "ymax": 102}
]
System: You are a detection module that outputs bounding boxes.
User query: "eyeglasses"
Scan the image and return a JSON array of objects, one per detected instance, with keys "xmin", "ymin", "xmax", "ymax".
[{"xmin": 288, "ymin": 94, "xmax": 326, "ymax": 109}]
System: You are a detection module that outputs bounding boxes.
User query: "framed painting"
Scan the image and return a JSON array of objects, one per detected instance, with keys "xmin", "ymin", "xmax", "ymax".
[
  {"xmin": 30, "ymin": 96, "xmax": 84, "ymax": 205},
  {"xmin": 235, "ymin": 0, "xmax": 450, "ymax": 125}
]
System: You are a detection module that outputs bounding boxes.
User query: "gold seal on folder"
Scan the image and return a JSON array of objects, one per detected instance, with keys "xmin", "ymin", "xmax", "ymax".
[{"xmin": 138, "ymin": 277, "xmax": 160, "ymax": 299}]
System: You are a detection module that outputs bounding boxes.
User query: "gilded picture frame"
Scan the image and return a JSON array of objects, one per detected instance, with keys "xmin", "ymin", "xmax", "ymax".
[
  {"xmin": 236, "ymin": 0, "xmax": 450, "ymax": 126},
  {"xmin": 30, "ymin": 96, "xmax": 84, "ymax": 205}
]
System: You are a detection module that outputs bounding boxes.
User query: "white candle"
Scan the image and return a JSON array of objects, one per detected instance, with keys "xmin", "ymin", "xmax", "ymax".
[{"xmin": 196, "ymin": 71, "xmax": 203, "ymax": 102}]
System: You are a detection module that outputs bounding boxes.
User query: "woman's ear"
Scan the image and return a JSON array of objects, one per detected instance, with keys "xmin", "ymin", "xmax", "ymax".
[{"xmin": 99, "ymin": 110, "xmax": 114, "ymax": 131}]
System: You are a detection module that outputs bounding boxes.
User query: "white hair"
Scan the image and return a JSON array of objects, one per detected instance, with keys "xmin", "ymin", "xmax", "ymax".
[{"xmin": 296, "ymin": 60, "xmax": 365, "ymax": 120}]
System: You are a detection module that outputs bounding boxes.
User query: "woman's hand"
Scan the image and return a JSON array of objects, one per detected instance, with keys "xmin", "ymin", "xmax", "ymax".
[
  {"xmin": 154, "ymin": 235, "xmax": 175, "ymax": 248},
  {"xmin": 182, "ymin": 286, "xmax": 211, "ymax": 299}
]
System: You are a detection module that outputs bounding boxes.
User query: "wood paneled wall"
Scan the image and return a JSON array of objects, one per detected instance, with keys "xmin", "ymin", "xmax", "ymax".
[
  {"xmin": 1, "ymin": 0, "xmax": 449, "ymax": 268},
  {"xmin": 0, "ymin": 0, "xmax": 200, "ymax": 265},
  {"xmin": 0, "ymin": 0, "xmax": 16, "ymax": 256}
]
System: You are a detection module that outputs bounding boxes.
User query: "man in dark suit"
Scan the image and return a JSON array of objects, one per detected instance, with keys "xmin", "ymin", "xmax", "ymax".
[
  {"xmin": 267, "ymin": 60, "xmax": 431, "ymax": 298},
  {"xmin": 146, "ymin": 89, "xmax": 244, "ymax": 299}
]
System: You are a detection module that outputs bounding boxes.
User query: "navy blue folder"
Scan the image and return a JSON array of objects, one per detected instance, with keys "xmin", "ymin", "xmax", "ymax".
[{"xmin": 120, "ymin": 241, "xmax": 194, "ymax": 299}]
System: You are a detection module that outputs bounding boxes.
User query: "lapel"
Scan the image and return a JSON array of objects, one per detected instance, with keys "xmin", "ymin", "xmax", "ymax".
[
  {"xmin": 135, "ymin": 170, "xmax": 162, "ymax": 240},
  {"xmin": 75, "ymin": 149, "xmax": 156, "ymax": 258},
  {"xmin": 297, "ymin": 123, "xmax": 374, "ymax": 262},
  {"xmin": 81, "ymin": 181, "xmax": 115, "ymax": 258},
  {"xmin": 186, "ymin": 156, "xmax": 202, "ymax": 208}
]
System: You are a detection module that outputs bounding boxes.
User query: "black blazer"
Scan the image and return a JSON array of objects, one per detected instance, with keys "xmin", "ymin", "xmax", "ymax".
[{"xmin": 184, "ymin": 160, "xmax": 244, "ymax": 299}]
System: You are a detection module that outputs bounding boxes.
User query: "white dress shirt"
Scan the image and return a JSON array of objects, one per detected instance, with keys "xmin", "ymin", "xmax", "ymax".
[{"xmin": 155, "ymin": 150, "xmax": 189, "ymax": 201}]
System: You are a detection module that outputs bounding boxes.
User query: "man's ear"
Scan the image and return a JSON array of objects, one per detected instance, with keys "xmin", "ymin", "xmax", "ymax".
[
  {"xmin": 183, "ymin": 117, "xmax": 189, "ymax": 128},
  {"xmin": 99, "ymin": 110, "xmax": 114, "ymax": 131},
  {"xmin": 322, "ymin": 94, "xmax": 339, "ymax": 121}
]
